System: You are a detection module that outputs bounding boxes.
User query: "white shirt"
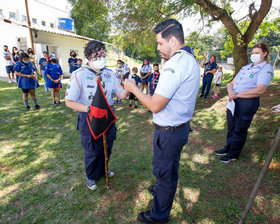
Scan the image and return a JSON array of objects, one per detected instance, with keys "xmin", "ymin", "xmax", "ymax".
[
  {"xmin": 153, "ymin": 50, "xmax": 200, "ymax": 126},
  {"xmin": 2, "ymin": 51, "xmax": 13, "ymax": 66},
  {"xmin": 214, "ymin": 71, "xmax": 223, "ymax": 84},
  {"xmin": 66, "ymin": 67, "xmax": 123, "ymax": 106}
]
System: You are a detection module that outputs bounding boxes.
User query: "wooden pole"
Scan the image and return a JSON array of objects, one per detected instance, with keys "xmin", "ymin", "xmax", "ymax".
[
  {"xmin": 238, "ymin": 126, "xmax": 280, "ymax": 224},
  {"xmin": 24, "ymin": 0, "xmax": 35, "ymax": 53},
  {"xmin": 103, "ymin": 133, "xmax": 109, "ymax": 188}
]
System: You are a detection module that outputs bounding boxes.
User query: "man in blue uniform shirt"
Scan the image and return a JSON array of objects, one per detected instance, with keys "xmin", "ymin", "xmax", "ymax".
[
  {"xmin": 65, "ymin": 40, "xmax": 129, "ymax": 191},
  {"xmin": 124, "ymin": 19, "xmax": 200, "ymax": 223}
]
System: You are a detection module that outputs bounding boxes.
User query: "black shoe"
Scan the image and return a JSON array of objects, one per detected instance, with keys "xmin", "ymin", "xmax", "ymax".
[
  {"xmin": 137, "ymin": 210, "xmax": 169, "ymax": 223},
  {"xmin": 53, "ymin": 101, "xmax": 57, "ymax": 105},
  {"xmin": 199, "ymin": 94, "xmax": 204, "ymax": 98},
  {"xmin": 215, "ymin": 148, "xmax": 228, "ymax": 156},
  {"xmin": 220, "ymin": 155, "xmax": 237, "ymax": 163},
  {"xmin": 204, "ymin": 95, "xmax": 207, "ymax": 99},
  {"xmin": 35, "ymin": 104, "xmax": 42, "ymax": 109},
  {"xmin": 57, "ymin": 101, "xmax": 61, "ymax": 105},
  {"xmin": 26, "ymin": 106, "xmax": 31, "ymax": 111},
  {"xmin": 148, "ymin": 185, "xmax": 155, "ymax": 195}
]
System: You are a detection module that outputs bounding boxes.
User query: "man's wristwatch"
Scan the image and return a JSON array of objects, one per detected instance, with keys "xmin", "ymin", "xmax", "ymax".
[{"xmin": 87, "ymin": 106, "xmax": 91, "ymax": 113}]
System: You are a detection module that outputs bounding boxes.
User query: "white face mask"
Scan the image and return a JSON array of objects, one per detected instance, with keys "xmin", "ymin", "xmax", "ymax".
[
  {"xmin": 250, "ymin": 54, "xmax": 262, "ymax": 64},
  {"xmin": 90, "ymin": 57, "xmax": 106, "ymax": 70}
]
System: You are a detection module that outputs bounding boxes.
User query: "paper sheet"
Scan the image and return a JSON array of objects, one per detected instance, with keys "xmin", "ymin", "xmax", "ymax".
[{"xmin": 226, "ymin": 99, "xmax": 235, "ymax": 116}]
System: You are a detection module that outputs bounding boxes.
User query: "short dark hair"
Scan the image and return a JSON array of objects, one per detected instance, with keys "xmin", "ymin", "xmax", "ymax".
[
  {"xmin": 4, "ymin": 45, "xmax": 8, "ymax": 48},
  {"xmin": 77, "ymin": 58, "xmax": 82, "ymax": 62},
  {"xmin": 132, "ymin": 67, "xmax": 138, "ymax": 72},
  {"xmin": 84, "ymin": 40, "xmax": 106, "ymax": 61},
  {"xmin": 43, "ymin": 51, "xmax": 48, "ymax": 54},
  {"xmin": 154, "ymin": 19, "xmax": 184, "ymax": 44},
  {"xmin": 19, "ymin": 52, "xmax": 29, "ymax": 60},
  {"xmin": 153, "ymin": 63, "xmax": 159, "ymax": 67}
]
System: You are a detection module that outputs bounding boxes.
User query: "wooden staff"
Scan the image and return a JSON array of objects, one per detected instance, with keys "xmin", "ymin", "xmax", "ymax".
[
  {"xmin": 103, "ymin": 133, "xmax": 109, "ymax": 188},
  {"xmin": 238, "ymin": 126, "xmax": 280, "ymax": 224}
]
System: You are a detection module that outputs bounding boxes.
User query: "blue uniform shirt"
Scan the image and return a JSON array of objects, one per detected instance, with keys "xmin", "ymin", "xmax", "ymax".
[
  {"xmin": 153, "ymin": 46, "xmax": 200, "ymax": 126},
  {"xmin": 39, "ymin": 57, "xmax": 48, "ymax": 71},
  {"xmin": 233, "ymin": 61, "xmax": 274, "ymax": 93},
  {"xmin": 65, "ymin": 66, "xmax": 123, "ymax": 106},
  {"xmin": 129, "ymin": 73, "xmax": 142, "ymax": 86},
  {"xmin": 147, "ymin": 72, "xmax": 160, "ymax": 90},
  {"xmin": 68, "ymin": 57, "xmax": 78, "ymax": 73},
  {"xmin": 14, "ymin": 61, "xmax": 39, "ymax": 89},
  {"xmin": 204, "ymin": 61, "xmax": 218, "ymax": 75},
  {"xmin": 45, "ymin": 63, "xmax": 63, "ymax": 88}
]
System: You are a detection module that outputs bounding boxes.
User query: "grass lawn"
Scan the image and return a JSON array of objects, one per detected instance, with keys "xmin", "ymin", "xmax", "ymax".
[{"xmin": 0, "ymin": 73, "xmax": 280, "ymax": 224}]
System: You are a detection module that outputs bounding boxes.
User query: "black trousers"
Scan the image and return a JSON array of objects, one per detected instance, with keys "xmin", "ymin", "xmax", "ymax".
[
  {"xmin": 151, "ymin": 123, "xmax": 190, "ymax": 220},
  {"xmin": 77, "ymin": 112, "xmax": 116, "ymax": 181},
  {"xmin": 224, "ymin": 97, "xmax": 260, "ymax": 158},
  {"xmin": 201, "ymin": 73, "xmax": 214, "ymax": 96}
]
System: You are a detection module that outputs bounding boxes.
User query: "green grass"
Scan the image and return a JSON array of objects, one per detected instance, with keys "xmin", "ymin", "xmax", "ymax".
[{"xmin": 0, "ymin": 76, "xmax": 280, "ymax": 224}]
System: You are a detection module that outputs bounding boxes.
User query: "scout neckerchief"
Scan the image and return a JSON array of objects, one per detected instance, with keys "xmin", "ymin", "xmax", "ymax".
[
  {"xmin": 152, "ymin": 72, "xmax": 160, "ymax": 89},
  {"xmin": 173, "ymin": 46, "xmax": 196, "ymax": 60},
  {"xmin": 84, "ymin": 64, "xmax": 107, "ymax": 95}
]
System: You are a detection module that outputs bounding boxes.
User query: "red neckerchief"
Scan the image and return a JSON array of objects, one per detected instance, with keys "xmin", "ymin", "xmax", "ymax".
[{"xmin": 153, "ymin": 72, "xmax": 160, "ymax": 89}]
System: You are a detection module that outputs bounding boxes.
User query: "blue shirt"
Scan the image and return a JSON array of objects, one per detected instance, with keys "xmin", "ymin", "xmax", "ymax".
[
  {"xmin": 147, "ymin": 72, "xmax": 160, "ymax": 90},
  {"xmin": 14, "ymin": 61, "xmax": 39, "ymax": 89},
  {"xmin": 39, "ymin": 57, "xmax": 48, "ymax": 70},
  {"xmin": 204, "ymin": 61, "xmax": 218, "ymax": 75},
  {"xmin": 68, "ymin": 57, "xmax": 78, "ymax": 73},
  {"xmin": 129, "ymin": 73, "xmax": 142, "ymax": 86},
  {"xmin": 45, "ymin": 63, "xmax": 63, "ymax": 80},
  {"xmin": 65, "ymin": 66, "xmax": 123, "ymax": 106},
  {"xmin": 233, "ymin": 61, "xmax": 274, "ymax": 93},
  {"xmin": 153, "ymin": 46, "xmax": 200, "ymax": 126}
]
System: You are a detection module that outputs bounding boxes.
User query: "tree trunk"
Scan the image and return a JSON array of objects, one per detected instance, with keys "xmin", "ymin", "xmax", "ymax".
[{"xmin": 232, "ymin": 43, "xmax": 248, "ymax": 75}]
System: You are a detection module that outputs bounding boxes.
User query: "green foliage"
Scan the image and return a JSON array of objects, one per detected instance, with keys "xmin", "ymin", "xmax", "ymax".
[
  {"xmin": 1, "ymin": 79, "xmax": 279, "ymax": 223},
  {"xmin": 68, "ymin": 0, "xmax": 110, "ymax": 41}
]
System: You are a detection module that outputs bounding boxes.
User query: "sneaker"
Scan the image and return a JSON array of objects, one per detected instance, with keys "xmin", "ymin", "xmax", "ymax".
[
  {"xmin": 26, "ymin": 106, "xmax": 31, "ymax": 111},
  {"xmin": 12, "ymin": 79, "xmax": 17, "ymax": 83},
  {"xmin": 212, "ymin": 94, "xmax": 216, "ymax": 98},
  {"xmin": 108, "ymin": 170, "xmax": 115, "ymax": 177},
  {"xmin": 86, "ymin": 177, "xmax": 97, "ymax": 191},
  {"xmin": 133, "ymin": 105, "xmax": 138, "ymax": 109},
  {"xmin": 53, "ymin": 101, "xmax": 57, "ymax": 105},
  {"xmin": 127, "ymin": 104, "xmax": 132, "ymax": 108},
  {"xmin": 215, "ymin": 148, "xmax": 228, "ymax": 156},
  {"xmin": 204, "ymin": 95, "xmax": 207, "ymax": 99},
  {"xmin": 220, "ymin": 155, "xmax": 237, "ymax": 163},
  {"xmin": 35, "ymin": 104, "xmax": 42, "ymax": 109},
  {"xmin": 8, "ymin": 79, "xmax": 12, "ymax": 83},
  {"xmin": 199, "ymin": 94, "xmax": 204, "ymax": 98},
  {"xmin": 137, "ymin": 210, "xmax": 169, "ymax": 223},
  {"xmin": 57, "ymin": 101, "xmax": 61, "ymax": 105}
]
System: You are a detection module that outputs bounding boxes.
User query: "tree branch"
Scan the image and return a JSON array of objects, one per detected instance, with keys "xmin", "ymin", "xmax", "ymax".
[
  {"xmin": 194, "ymin": 0, "xmax": 241, "ymax": 43},
  {"xmin": 244, "ymin": 0, "xmax": 272, "ymax": 43}
]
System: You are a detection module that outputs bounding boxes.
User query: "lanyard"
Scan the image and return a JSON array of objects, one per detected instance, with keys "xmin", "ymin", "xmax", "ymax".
[{"xmin": 152, "ymin": 72, "xmax": 160, "ymax": 89}]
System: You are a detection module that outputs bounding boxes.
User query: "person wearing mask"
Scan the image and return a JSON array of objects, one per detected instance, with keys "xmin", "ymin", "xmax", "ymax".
[
  {"xmin": 13, "ymin": 52, "xmax": 41, "ymax": 111},
  {"xmin": 65, "ymin": 40, "xmax": 129, "ymax": 191},
  {"xmin": 200, "ymin": 55, "xmax": 218, "ymax": 98},
  {"xmin": 39, "ymin": 51, "xmax": 51, "ymax": 92},
  {"xmin": 215, "ymin": 43, "xmax": 274, "ymax": 163},
  {"xmin": 2, "ymin": 45, "xmax": 16, "ymax": 83}
]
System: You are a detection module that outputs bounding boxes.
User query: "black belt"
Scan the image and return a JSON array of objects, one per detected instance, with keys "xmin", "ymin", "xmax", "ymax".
[{"xmin": 154, "ymin": 122, "xmax": 189, "ymax": 131}]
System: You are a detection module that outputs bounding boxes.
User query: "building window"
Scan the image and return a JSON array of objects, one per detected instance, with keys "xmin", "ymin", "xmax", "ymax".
[
  {"xmin": 22, "ymin": 15, "xmax": 27, "ymax": 22},
  {"xmin": 32, "ymin": 18, "xmax": 37, "ymax": 24},
  {"xmin": 50, "ymin": 23, "xmax": 54, "ymax": 28},
  {"xmin": 0, "ymin": 9, "xmax": 3, "ymax": 16},
  {"xmin": 9, "ymin": 12, "xmax": 16, "ymax": 19},
  {"xmin": 42, "ymin": 21, "xmax": 46, "ymax": 26}
]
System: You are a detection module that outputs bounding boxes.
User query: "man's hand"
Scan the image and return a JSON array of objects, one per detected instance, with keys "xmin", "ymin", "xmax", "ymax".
[
  {"xmin": 124, "ymin": 79, "xmax": 136, "ymax": 93},
  {"xmin": 228, "ymin": 90, "xmax": 237, "ymax": 102}
]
